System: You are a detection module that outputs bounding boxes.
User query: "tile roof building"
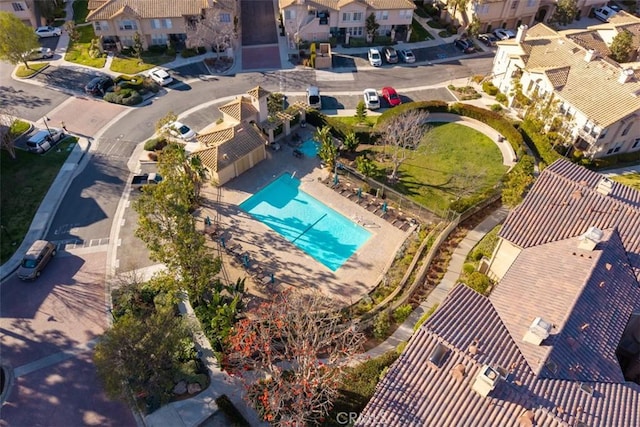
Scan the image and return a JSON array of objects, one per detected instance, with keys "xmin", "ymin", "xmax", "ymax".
[
  {"xmin": 492, "ymin": 21, "xmax": 640, "ymax": 159},
  {"xmin": 357, "ymin": 159, "xmax": 640, "ymax": 427}
]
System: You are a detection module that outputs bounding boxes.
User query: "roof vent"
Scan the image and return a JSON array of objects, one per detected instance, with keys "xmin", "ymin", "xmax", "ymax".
[
  {"xmin": 596, "ymin": 176, "xmax": 614, "ymax": 196},
  {"xmin": 578, "ymin": 226, "xmax": 604, "ymax": 251},
  {"xmin": 523, "ymin": 317, "xmax": 552, "ymax": 345},
  {"xmin": 584, "ymin": 49, "xmax": 596, "ymax": 62},
  {"xmin": 472, "ymin": 365, "xmax": 500, "ymax": 397},
  {"xmin": 451, "ymin": 364, "xmax": 466, "ymax": 381},
  {"xmin": 619, "ymin": 68, "xmax": 634, "ymax": 84},
  {"xmin": 222, "ymin": 153, "xmax": 229, "ymax": 160},
  {"xmin": 427, "ymin": 343, "xmax": 450, "ymax": 368},
  {"xmin": 518, "ymin": 410, "xmax": 535, "ymax": 427}
]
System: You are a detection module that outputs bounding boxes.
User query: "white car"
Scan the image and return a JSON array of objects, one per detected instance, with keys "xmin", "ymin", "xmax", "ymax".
[
  {"xmin": 368, "ymin": 48, "xmax": 382, "ymax": 67},
  {"xmin": 493, "ymin": 29, "xmax": 516, "ymax": 40},
  {"xmin": 35, "ymin": 26, "xmax": 61, "ymax": 38},
  {"xmin": 594, "ymin": 6, "xmax": 617, "ymax": 22},
  {"xmin": 363, "ymin": 88, "xmax": 380, "ymax": 110},
  {"xmin": 163, "ymin": 121, "xmax": 196, "ymax": 141},
  {"xmin": 149, "ymin": 68, "xmax": 173, "ymax": 86}
]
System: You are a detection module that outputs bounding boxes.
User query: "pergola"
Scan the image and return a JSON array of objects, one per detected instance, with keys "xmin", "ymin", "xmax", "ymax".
[{"xmin": 260, "ymin": 102, "xmax": 313, "ymax": 143}]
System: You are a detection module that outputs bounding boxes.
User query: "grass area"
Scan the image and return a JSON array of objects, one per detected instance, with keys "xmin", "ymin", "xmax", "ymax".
[
  {"xmin": 15, "ymin": 63, "xmax": 48, "ymax": 78},
  {"xmin": 65, "ymin": 25, "xmax": 107, "ymax": 68},
  {"xmin": 10, "ymin": 120, "xmax": 30, "ymax": 136},
  {"xmin": 367, "ymin": 122, "xmax": 507, "ymax": 213},
  {"xmin": 610, "ymin": 172, "xmax": 640, "ymax": 190},
  {"xmin": 110, "ymin": 51, "xmax": 176, "ymax": 74},
  {"xmin": 331, "ymin": 116, "xmax": 378, "ymax": 128},
  {"xmin": 410, "ymin": 18, "xmax": 434, "ymax": 42},
  {"xmin": 0, "ymin": 138, "xmax": 77, "ymax": 262},
  {"xmin": 73, "ymin": 0, "xmax": 89, "ymax": 23}
]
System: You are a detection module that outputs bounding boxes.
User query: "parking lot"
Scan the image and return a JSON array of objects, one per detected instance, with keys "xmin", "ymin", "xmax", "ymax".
[{"xmin": 332, "ymin": 42, "xmax": 477, "ymax": 68}]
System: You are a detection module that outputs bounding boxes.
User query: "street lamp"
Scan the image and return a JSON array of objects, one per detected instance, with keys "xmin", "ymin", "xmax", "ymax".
[{"xmin": 42, "ymin": 116, "xmax": 52, "ymax": 136}]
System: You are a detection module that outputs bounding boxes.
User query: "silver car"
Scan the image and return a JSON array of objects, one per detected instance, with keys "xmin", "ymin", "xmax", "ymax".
[{"xmin": 17, "ymin": 240, "xmax": 57, "ymax": 280}]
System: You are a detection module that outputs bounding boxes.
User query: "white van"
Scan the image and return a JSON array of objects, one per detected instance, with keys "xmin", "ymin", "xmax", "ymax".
[
  {"xmin": 594, "ymin": 6, "xmax": 617, "ymax": 22},
  {"xmin": 26, "ymin": 128, "xmax": 66, "ymax": 154},
  {"xmin": 306, "ymin": 86, "xmax": 321, "ymax": 109}
]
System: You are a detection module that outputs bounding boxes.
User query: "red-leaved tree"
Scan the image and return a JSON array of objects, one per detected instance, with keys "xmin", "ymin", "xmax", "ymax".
[{"xmin": 225, "ymin": 291, "xmax": 365, "ymax": 426}]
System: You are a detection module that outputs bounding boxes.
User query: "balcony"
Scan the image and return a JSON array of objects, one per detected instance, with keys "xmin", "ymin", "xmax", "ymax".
[{"xmin": 577, "ymin": 128, "xmax": 598, "ymax": 146}]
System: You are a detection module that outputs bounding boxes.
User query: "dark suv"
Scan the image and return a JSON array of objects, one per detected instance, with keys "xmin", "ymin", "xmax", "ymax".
[{"xmin": 85, "ymin": 75, "xmax": 114, "ymax": 96}]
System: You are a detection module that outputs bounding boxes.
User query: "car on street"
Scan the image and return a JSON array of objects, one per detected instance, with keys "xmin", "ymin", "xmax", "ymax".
[
  {"xmin": 84, "ymin": 75, "xmax": 114, "ymax": 96},
  {"xmin": 607, "ymin": 1, "xmax": 621, "ymax": 11},
  {"xmin": 368, "ymin": 48, "xmax": 382, "ymax": 66},
  {"xmin": 148, "ymin": 68, "xmax": 173, "ymax": 86},
  {"xmin": 594, "ymin": 6, "xmax": 617, "ymax": 21},
  {"xmin": 26, "ymin": 128, "xmax": 66, "ymax": 154},
  {"xmin": 398, "ymin": 49, "xmax": 415, "ymax": 63},
  {"xmin": 454, "ymin": 38, "xmax": 476, "ymax": 53},
  {"xmin": 382, "ymin": 46, "xmax": 399, "ymax": 64},
  {"xmin": 17, "ymin": 240, "xmax": 57, "ymax": 280},
  {"xmin": 478, "ymin": 33, "xmax": 499, "ymax": 47},
  {"xmin": 306, "ymin": 85, "xmax": 321, "ymax": 109},
  {"xmin": 363, "ymin": 88, "xmax": 380, "ymax": 110},
  {"xmin": 35, "ymin": 26, "xmax": 61, "ymax": 38},
  {"xmin": 163, "ymin": 121, "xmax": 197, "ymax": 141},
  {"xmin": 27, "ymin": 47, "xmax": 54, "ymax": 60},
  {"xmin": 493, "ymin": 29, "xmax": 516, "ymax": 40},
  {"xmin": 381, "ymin": 86, "xmax": 402, "ymax": 107}
]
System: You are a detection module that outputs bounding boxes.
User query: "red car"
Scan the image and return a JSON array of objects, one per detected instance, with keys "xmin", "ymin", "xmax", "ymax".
[{"xmin": 381, "ymin": 87, "xmax": 402, "ymax": 107}]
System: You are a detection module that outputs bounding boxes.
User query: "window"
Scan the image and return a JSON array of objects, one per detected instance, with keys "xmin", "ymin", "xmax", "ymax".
[
  {"xmin": 163, "ymin": 19, "xmax": 172, "ymax": 29},
  {"xmin": 475, "ymin": 4, "xmax": 490, "ymax": 14},
  {"xmin": 622, "ymin": 122, "xmax": 632, "ymax": 136},
  {"xmin": 342, "ymin": 12, "xmax": 351, "ymax": 22},
  {"xmin": 12, "ymin": 2, "xmax": 24, "ymax": 11},
  {"xmin": 526, "ymin": 0, "xmax": 536, "ymax": 7},
  {"xmin": 151, "ymin": 34, "xmax": 168, "ymax": 45},
  {"xmin": 151, "ymin": 19, "xmax": 161, "ymax": 29},
  {"xmin": 120, "ymin": 35, "xmax": 134, "ymax": 47},
  {"xmin": 94, "ymin": 21, "xmax": 109, "ymax": 31},
  {"xmin": 285, "ymin": 9, "xmax": 294, "ymax": 19},
  {"xmin": 376, "ymin": 10, "xmax": 389, "ymax": 20},
  {"xmin": 347, "ymin": 27, "xmax": 363, "ymax": 36},
  {"xmin": 607, "ymin": 144, "xmax": 622, "ymax": 154},
  {"xmin": 220, "ymin": 13, "xmax": 231, "ymax": 23},
  {"xmin": 633, "ymin": 138, "xmax": 640, "ymax": 149},
  {"xmin": 119, "ymin": 19, "xmax": 137, "ymax": 30},
  {"xmin": 511, "ymin": 0, "xmax": 519, "ymax": 9},
  {"xmin": 353, "ymin": 12, "xmax": 363, "ymax": 21},
  {"xmin": 399, "ymin": 9, "xmax": 412, "ymax": 19}
]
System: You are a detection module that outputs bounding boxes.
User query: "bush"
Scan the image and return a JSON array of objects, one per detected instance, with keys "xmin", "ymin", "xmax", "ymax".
[
  {"xmin": 376, "ymin": 100, "xmax": 449, "ymax": 127},
  {"xmin": 373, "ymin": 310, "xmax": 391, "ymax": 339},
  {"xmin": 115, "ymin": 74, "xmax": 145, "ymax": 90},
  {"xmin": 463, "ymin": 263, "xmax": 476, "ymax": 274},
  {"xmin": 147, "ymin": 44, "xmax": 168, "ymax": 54},
  {"xmin": 144, "ymin": 137, "xmax": 168, "ymax": 151},
  {"xmin": 519, "ymin": 119, "xmax": 562, "ymax": 167},
  {"xmin": 482, "ymin": 81, "xmax": 499, "ymax": 96},
  {"xmin": 495, "ymin": 93, "xmax": 507, "ymax": 105},
  {"xmin": 103, "ymin": 88, "xmax": 142, "ymax": 106},
  {"xmin": 393, "ymin": 304, "xmax": 413, "ymax": 323},
  {"xmin": 181, "ymin": 47, "xmax": 206, "ymax": 58},
  {"xmin": 464, "ymin": 272, "xmax": 492, "ymax": 295},
  {"xmin": 490, "ymin": 103, "xmax": 503, "ymax": 112}
]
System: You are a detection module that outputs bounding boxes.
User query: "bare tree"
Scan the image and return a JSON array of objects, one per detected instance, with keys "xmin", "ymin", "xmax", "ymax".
[
  {"xmin": 377, "ymin": 109, "xmax": 431, "ymax": 181},
  {"xmin": 225, "ymin": 290, "xmax": 365, "ymax": 426},
  {"xmin": 0, "ymin": 109, "xmax": 19, "ymax": 159},
  {"xmin": 185, "ymin": 5, "xmax": 236, "ymax": 60}
]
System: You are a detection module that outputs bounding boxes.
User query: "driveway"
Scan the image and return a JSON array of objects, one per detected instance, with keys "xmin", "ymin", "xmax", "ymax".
[
  {"xmin": 241, "ymin": 0, "xmax": 278, "ymax": 46},
  {"xmin": 31, "ymin": 65, "xmax": 110, "ymax": 95},
  {"xmin": 0, "ymin": 250, "xmax": 135, "ymax": 426}
]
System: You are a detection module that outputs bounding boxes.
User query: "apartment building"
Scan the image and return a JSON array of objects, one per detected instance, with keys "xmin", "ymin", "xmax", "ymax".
[
  {"xmin": 491, "ymin": 20, "xmax": 640, "ymax": 159},
  {"xmin": 0, "ymin": 0, "xmax": 39, "ymax": 27},
  {"xmin": 278, "ymin": 0, "xmax": 415, "ymax": 44}
]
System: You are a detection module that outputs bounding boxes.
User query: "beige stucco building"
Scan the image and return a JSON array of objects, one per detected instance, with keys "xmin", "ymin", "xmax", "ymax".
[
  {"xmin": 279, "ymin": 0, "xmax": 416, "ymax": 45},
  {"xmin": 491, "ymin": 19, "xmax": 640, "ymax": 159},
  {"xmin": 1, "ymin": 0, "xmax": 39, "ymax": 27}
]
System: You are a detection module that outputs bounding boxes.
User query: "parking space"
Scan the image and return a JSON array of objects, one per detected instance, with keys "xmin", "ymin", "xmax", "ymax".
[
  {"xmin": 38, "ymin": 35, "xmax": 61, "ymax": 51},
  {"xmin": 31, "ymin": 65, "xmax": 110, "ymax": 95},
  {"xmin": 171, "ymin": 61, "xmax": 211, "ymax": 80},
  {"xmin": 332, "ymin": 43, "xmax": 473, "ymax": 69}
]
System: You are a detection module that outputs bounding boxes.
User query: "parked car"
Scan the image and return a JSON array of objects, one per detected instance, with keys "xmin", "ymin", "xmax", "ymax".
[
  {"xmin": 35, "ymin": 26, "xmax": 61, "ymax": 38},
  {"xmin": 398, "ymin": 49, "xmax": 416, "ymax": 63},
  {"xmin": 306, "ymin": 85, "xmax": 321, "ymax": 109},
  {"xmin": 84, "ymin": 75, "xmax": 114, "ymax": 96},
  {"xmin": 17, "ymin": 240, "xmax": 56, "ymax": 280},
  {"xmin": 607, "ymin": 1, "xmax": 621, "ymax": 12},
  {"xmin": 28, "ymin": 47, "xmax": 53, "ymax": 60},
  {"xmin": 131, "ymin": 172, "xmax": 163, "ymax": 190},
  {"xmin": 594, "ymin": 6, "xmax": 617, "ymax": 22},
  {"xmin": 478, "ymin": 33, "xmax": 499, "ymax": 47},
  {"xmin": 26, "ymin": 128, "xmax": 66, "ymax": 154},
  {"xmin": 454, "ymin": 39, "xmax": 476, "ymax": 53},
  {"xmin": 381, "ymin": 87, "xmax": 402, "ymax": 107},
  {"xmin": 149, "ymin": 68, "xmax": 173, "ymax": 86},
  {"xmin": 368, "ymin": 48, "xmax": 382, "ymax": 67},
  {"xmin": 493, "ymin": 29, "xmax": 516, "ymax": 40},
  {"xmin": 363, "ymin": 88, "xmax": 380, "ymax": 110},
  {"xmin": 163, "ymin": 121, "xmax": 196, "ymax": 140},
  {"xmin": 382, "ymin": 46, "xmax": 399, "ymax": 64}
]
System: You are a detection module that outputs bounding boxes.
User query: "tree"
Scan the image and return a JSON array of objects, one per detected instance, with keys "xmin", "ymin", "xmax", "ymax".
[
  {"xmin": 0, "ymin": 109, "xmax": 18, "ymax": 159},
  {"xmin": 0, "ymin": 12, "xmax": 40, "ymax": 69},
  {"xmin": 267, "ymin": 93, "xmax": 286, "ymax": 117},
  {"xmin": 609, "ymin": 30, "xmax": 634, "ymax": 63},
  {"xmin": 342, "ymin": 131, "xmax": 359, "ymax": 152},
  {"xmin": 377, "ymin": 109, "xmax": 431, "ymax": 181},
  {"xmin": 132, "ymin": 32, "xmax": 143, "ymax": 60},
  {"xmin": 225, "ymin": 290, "xmax": 365, "ymax": 426},
  {"xmin": 449, "ymin": 0, "xmax": 470, "ymax": 25},
  {"xmin": 36, "ymin": 0, "xmax": 64, "ymax": 24},
  {"xmin": 185, "ymin": 6, "xmax": 236, "ymax": 60},
  {"xmin": 467, "ymin": 16, "xmax": 481, "ymax": 37},
  {"xmin": 365, "ymin": 13, "xmax": 379, "ymax": 43},
  {"xmin": 315, "ymin": 126, "xmax": 338, "ymax": 171},
  {"xmin": 63, "ymin": 20, "xmax": 80, "ymax": 43},
  {"xmin": 155, "ymin": 111, "xmax": 179, "ymax": 133},
  {"xmin": 356, "ymin": 155, "xmax": 376, "ymax": 177},
  {"xmin": 551, "ymin": 0, "xmax": 577, "ymax": 26},
  {"xmin": 355, "ymin": 101, "xmax": 367, "ymax": 123}
]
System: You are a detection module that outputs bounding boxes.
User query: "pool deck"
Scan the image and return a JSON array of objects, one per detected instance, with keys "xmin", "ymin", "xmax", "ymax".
[{"xmin": 197, "ymin": 133, "xmax": 412, "ymax": 308}]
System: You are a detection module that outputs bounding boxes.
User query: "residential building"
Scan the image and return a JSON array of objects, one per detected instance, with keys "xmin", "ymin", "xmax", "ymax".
[
  {"xmin": 86, "ymin": 0, "xmax": 235, "ymax": 51},
  {"xmin": 0, "ymin": 0, "xmax": 39, "ymax": 27},
  {"xmin": 357, "ymin": 159, "xmax": 640, "ymax": 426},
  {"xmin": 193, "ymin": 87, "xmax": 270, "ymax": 185},
  {"xmin": 491, "ymin": 21, "xmax": 640, "ymax": 159},
  {"xmin": 278, "ymin": 0, "xmax": 416, "ymax": 45}
]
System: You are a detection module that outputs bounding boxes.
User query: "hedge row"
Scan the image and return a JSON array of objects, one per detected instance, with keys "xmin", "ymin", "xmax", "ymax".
[
  {"xmin": 306, "ymin": 110, "xmax": 378, "ymax": 145},
  {"xmin": 103, "ymin": 88, "xmax": 142, "ymax": 106},
  {"xmin": 518, "ymin": 119, "xmax": 562, "ymax": 169}
]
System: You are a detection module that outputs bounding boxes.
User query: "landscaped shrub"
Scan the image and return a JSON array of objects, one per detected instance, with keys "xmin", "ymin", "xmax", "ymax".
[
  {"xmin": 464, "ymin": 272, "xmax": 492, "ymax": 295},
  {"xmin": 373, "ymin": 310, "xmax": 391, "ymax": 339},
  {"xmin": 519, "ymin": 119, "xmax": 562, "ymax": 167},
  {"xmin": 376, "ymin": 100, "xmax": 449, "ymax": 126},
  {"xmin": 181, "ymin": 47, "xmax": 206, "ymax": 58},
  {"xmin": 144, "ymin": 137, "xmax": 168, "ymax": 151},
  {"xmin": 482, "ymin": 81, "xmax": 499, "ymax": 96},
  {"xmin": 495, "ymin": 93, "xmax": 507, "ymax": 105},
  {"xmin": 147, "ymin": 44, "xmax": 168, "ymax": 54},
  {"xmin": 490, "ymin": 103, "xmax": 503, "ymax": 112},
  {"xmin": 502, "ymin": 155, "xmax": 534, "ymax": 207},
  {"xmin": 393, "ymin": 304, "xmax": 413, "ymax": 323},
  {"xmin": 104, "ymin": 88, "xmax": 142, "ymax": 106}
]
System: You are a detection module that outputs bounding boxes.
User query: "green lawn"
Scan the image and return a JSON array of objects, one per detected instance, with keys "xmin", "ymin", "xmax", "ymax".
[
  {"xmin": 410, "ymin": 18, "xmax": 434, "ymax": 42},
  {"xmin": 0, "ymin": 138, "xmax": 77, "ymax": 263},
  {"xmin": 331, "ymin": 116, "xmax": 378, "ymax": 128},
  {"xmin": 610, "ymin": 172, "xmax": 640, "ymax": 190},
  {"xmin": 367, "ymin": 122, "xmax": 507, "ymax": 213},
  {"xmin": 110, "ymin": 51, "xmax": 176, "ymax": 74},
  {"xmin": 15, "ymin": 63, "xmax": 48, "ymax": 78},
  {"xmin": 65, "ymin": 25, "xmax": 107, "ymax": 68}
]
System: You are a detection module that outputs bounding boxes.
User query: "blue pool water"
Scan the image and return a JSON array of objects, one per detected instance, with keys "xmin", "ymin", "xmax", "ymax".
[
  {"xmin": 239, "ymin": 174, "xmax": 372, "ymax": 271},
  {"xmin": 300, "ymin": 139, "xmax": 320, "ymax": 157}
]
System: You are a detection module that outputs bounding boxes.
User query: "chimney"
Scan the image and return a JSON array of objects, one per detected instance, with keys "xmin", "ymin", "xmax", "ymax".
[
  {"xmin": 584, "ymin": 49, "xmax": 596, "ymax": 62},
  {"xmin": 619, "ymin": 68, "xmax": 634, "ymax": 84},
  {"xmin": 578, "ymin": 226, "xmax": 604, "ymax": 251},
  {"xmin": 596, "ymin": 177, "xmax": 614, "ymax": 196},
  {"xmin": 472, "ymin": 365, "xmax": 500, "ymax": 397},
  {"xmin": 515, "ymin": 25, "xmax": 528, "ymax": 43},
  {"xmin": 523, "ymin": 317, "xmax": 552, "ymax": 345}
]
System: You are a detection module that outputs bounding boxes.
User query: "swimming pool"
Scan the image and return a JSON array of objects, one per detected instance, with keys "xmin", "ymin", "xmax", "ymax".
[
  {"xmin": 239, "ymin": 174, "xmax": 372, "ymax": 271},
  {"xmin": 300, "ymin": 139, "xmax": 320, "ymax": 157}
]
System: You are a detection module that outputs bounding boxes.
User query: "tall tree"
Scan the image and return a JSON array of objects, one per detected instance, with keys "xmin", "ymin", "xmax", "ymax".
[
  {"xmin": 225, "ymin": 291, "xmax": 365, "ymax": 426},
  {"xmin": 315, "ymin": 126, "xmax": 338, "ymax": 171},
  {"xmin": 377, "ymin": 109, "xmax": 431, "ymax": 181},
  {"xmin": 365, "ymin": 13, "xmax": 379, "ymax": 43},
  {"xmin": 609, "ymin": 30, "xmax": 634, "ymax": 63},
  {"xmin": 185, "ymin": 5, "xmax": 236, "ymax": 59},
  {"xmin": 0, "ymin": 12, "xmax": 40, "ymax": 69},
  {"xmin": 355, "ymin": 100, "xmax": 368, "ymax": 123},
  {"xmin": 132, "ymin": 32, "xmax": 143, "ymax": 60},
  {"xmin": 551, "ymin": 0, "xmax": 577, "ymax": 26},
  {"xmin": 63, "ymin": 20, "xmax": 80, "ymax": 43}
]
